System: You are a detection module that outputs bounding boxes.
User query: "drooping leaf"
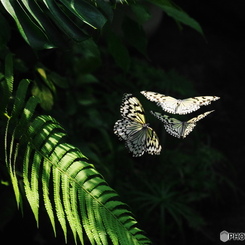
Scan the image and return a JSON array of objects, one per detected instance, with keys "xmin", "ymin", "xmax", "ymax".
[
  {"xmin": 1, "ymin": 0, "xmax": 109, "ymax": 49},
  {"xmin": 59, "ymin": 0, "xmax": 107, "ymax": 29},
  {"xmin": 105, "ymin": 29, "xmax": 131, "ymax": 71},
  {"xmin": 18, "ymin": 0, "xmax": 68, "ymax": 47},
  {"xmin": 1, "ymin": 0, "xmax": 55, "ymax": 49},
  {"xmin": 41, "ymin": 0, "xmax": 88, "ymax": 42},
  {"xmin": 122, "ymin": 16, "xmax": 148, "ymax": 57},
  {"xmin": 130, "ymin": 3, "xmax": 151, "ymax": 25},
  {"xmin": 147, "ymin": 0, "xmax": 204, "ymax": 35}
]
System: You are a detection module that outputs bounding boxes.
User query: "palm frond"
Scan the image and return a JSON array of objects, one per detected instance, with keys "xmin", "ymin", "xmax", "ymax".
[{"xmin": 3, "ymin": 77, "xmax": 151, "ymax": 244}]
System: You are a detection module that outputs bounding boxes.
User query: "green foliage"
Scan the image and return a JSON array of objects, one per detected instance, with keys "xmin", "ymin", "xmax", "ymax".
[
  {"xmin": 0, "ymin": 0, "xmax": 109, "ymax": 48},
  {"xmin": 0, "ymin": 53, "xmax": 13, "ymax": 114},
  {"xmin": 1, "ymin": 58, "xmax": 151, "ymax": 245}
]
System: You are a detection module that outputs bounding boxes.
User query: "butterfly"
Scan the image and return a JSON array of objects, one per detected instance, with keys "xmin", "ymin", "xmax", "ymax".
[
  {"xmin": 141, "ymin": 91, "xmax": 220, "ymax": 115},
  {"xmin": 114, "ymin": 93, "xmax": 162, "ymax": 157},
  {"xmin": 150, "ymin": 110, "xmax": 214, "ymax": 138}
]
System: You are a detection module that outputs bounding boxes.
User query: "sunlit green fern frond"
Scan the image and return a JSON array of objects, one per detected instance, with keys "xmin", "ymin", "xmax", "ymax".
[{"xmin": 2, "ymin": 72, "xmax": 151, "ymax": 245}]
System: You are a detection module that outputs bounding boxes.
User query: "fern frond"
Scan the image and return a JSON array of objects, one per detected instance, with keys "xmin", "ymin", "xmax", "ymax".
[
  {"xmin": 3, "ymin": 79, "xmax": 151, "ymax": 244},
  {"xmin": 23, "ymin": 143, "xmax": 40, "ymax": 224},
  {"xmin": 4, "ymin": 79, "xmax": 39, "ymax": 210},
  {"xmin": 4, "ymin": 119, "xmax": 22, "ymax": 209},
  {"xmin": 42, "ymin": 150, "xmax": 57, "ymax": 236},
  {"xmin": 26, "ymin": 115, "xmax": 151, "ymax": 244}
]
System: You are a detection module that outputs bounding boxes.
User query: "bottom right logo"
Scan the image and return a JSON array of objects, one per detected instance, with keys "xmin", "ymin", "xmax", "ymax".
[{"xmin": 220, "ymin": 231, "xmax": 245, "ymax": 242}]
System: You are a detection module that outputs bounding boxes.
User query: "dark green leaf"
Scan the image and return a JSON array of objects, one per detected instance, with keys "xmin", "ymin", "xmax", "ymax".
[
  {"xmin": 0, "ymin": 53, "xmax": 14, "ymax": 115},
  {"xmin": 96, "ymin": 0, "xmax": 114, "ymax": 23},
  {"xmin": 35, "ymin": 67, "xmax": 56, "ymax": 93},
  {"xmin": 73, "ymin": 39, "xmax": 102, "ymax": 73},
  {"xmin": 32, "ymin": 82, "xmax": 53, "ymax": 111},
  {"xmin": 148, "ymin": 0, "xmax": 204, "ymax": 35},
  {"xmin": 11, "ymin": 79, "xmax": 31, "ymax": 120},
  {"xmin": 106, "ymin": 30, "xmax": 131, "ymax": 71},
  {"xmin": 14, "ymin": 96, "xmax": 40, "ymax": 138},
  {"xmin": 130, "ymin": 3, "xmax": 151, "ymax": 24},
  {"xmin": 122, "ymin": 17, "xmax": 148, "ymax": 57},
  {"xmin": 59, "ymin": 0, "xmax": 107, "ymax": 29},
  {"xmin": 48, "ymin": 72, "xmax": 69, "ymax": 89},
  {"xmin": 42, "ymin": 0, "xmax": 88, "ymax": 42},
  {"xmin": 19, "ymin": 0, "xmax": 68, "ymax": 47},
  {"xmin": 1, "ymin": 0, "xmax": 54, "ymax": 49},
  {"xmin": 4, "ymin": 53, "xmax": 14, "ymax": 95}
]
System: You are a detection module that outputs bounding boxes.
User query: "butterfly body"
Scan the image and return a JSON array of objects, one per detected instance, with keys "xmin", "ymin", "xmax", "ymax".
[
  {"xmin": 141, "ymin": 91, "xmax": 219, "ymax": 115},
  {"xmin": 114, "ymin": 94, "xmax": 161, "ymax": 157},
  {"xmin": 151, "ymin": 110, "xmax": 214, "ymax": 138}
]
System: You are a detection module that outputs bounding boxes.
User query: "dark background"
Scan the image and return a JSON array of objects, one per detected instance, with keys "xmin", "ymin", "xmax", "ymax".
[
  {"xmin": 148, "ymin": 1, "xmax": 244, "ymax": 157},
  {"xmin": 148, "ymin": 0, "xmax": 245, "ymax": 244}
]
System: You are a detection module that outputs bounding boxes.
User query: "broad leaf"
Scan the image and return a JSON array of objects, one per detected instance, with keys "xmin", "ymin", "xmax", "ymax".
[
  {"xmin": 148, "ymin": 0, "xmax": 204, "ymax": 35},
  {"xmin": 1, "ymin": 0, "xmax": 109, "ymax": 49},
  {"xmin": 59, "ymin": 0, "xmax": 108, "ymax": 29},
  {"xmin": 1, "ymin": 0, "xmax": 54, "ymax": 49}
]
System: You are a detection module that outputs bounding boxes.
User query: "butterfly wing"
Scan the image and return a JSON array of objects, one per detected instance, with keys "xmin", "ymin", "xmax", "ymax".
[
  {"xmin": 151, "ymin": 110, "xmax": 214, "ymax": 138},
  {"xmin": 144, "ymin": 126, "xmax": 162, "ymax": 155},
  {"xmin": 141, "ymin": 91, "xmax": 179, "ymax": 114},
  {"xmin": 126, "ymin": 126, "xmax": 162, "ymax": 157},
  {"xmin": 114, "ymin": 118, "xmax": 136, "ymax": 141},
  {"xmin": 141, "ymin": 91, "xmax": 220, "ymax": 115},
  {"xmin": 187, "ymin": 110, "xmax": 214, "ymax": 124},
  {"xmin": 176, "ymin": 96, "xmax": 220, "ymax": 114},
  {"xmin": 120, "ymin": 93, "xmax": 145, "ymax": 124},
  {"xmin": 151, "ymin": 111, "xmax": 184, "ymax": 138},
  {"xmin": 182, "ymin": 110, "xmax": 214, "ymax": 138},
  {"xmin": 114, "ymin": 94, "xmax": 162, "ymax": 156}
]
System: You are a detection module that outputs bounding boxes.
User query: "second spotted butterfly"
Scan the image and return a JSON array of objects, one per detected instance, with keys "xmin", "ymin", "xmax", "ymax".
[
  {"xmin": 141, "ymin": 91, "xmax": 220, "ymax": 115},
  {"xmin": 151, "ymin": 110, "xmax": 214, "ymax": 139},
  {"xmin": 114, "ymin": 94, "xmax": 162, "ymax": 157}
]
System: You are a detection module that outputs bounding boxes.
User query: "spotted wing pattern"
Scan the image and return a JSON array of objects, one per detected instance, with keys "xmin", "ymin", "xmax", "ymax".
[
  {"xmin": 114, "ymin": 94, "xmax": 161, "ymax": 157},
  {"xmin": 141, "ymin": 91, "xmax": 219, "ymax": 115},
  {"xmin": 151, "ymin": 110, "xmax": 214, "ymax": 138}
]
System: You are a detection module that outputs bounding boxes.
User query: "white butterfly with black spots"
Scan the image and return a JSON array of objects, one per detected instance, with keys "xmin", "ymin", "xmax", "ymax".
[
  {"xmin": 114, "ymin": 93, "xmax": 162, "ymax": 157},
  {"xmin": 151, "ymin": 110, "xmax": 214, "ymax": 139},
  {"xmin": 141, "ymin": 91, "xmax": 220, "ymax": 115}
]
